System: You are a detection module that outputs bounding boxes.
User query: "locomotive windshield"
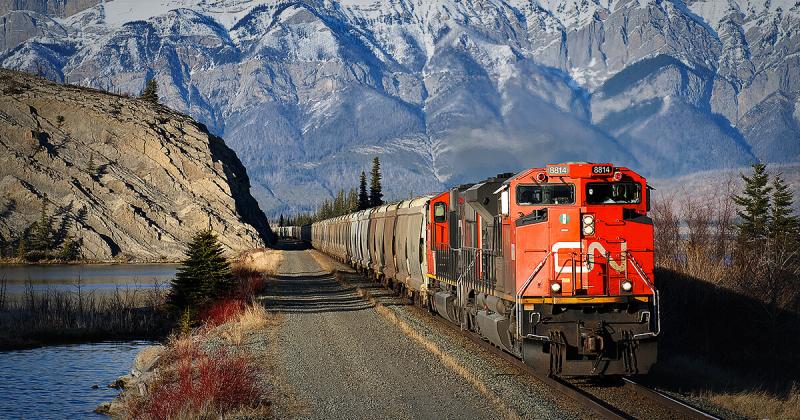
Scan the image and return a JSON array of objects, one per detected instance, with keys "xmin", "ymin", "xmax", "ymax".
[
  {"xmin": 516, "ymin": 184, "xmax": 574, "ymax": 205},
  {"xmin": 586, "ymin": 182, "xmax": 641, "ymax": 204}
]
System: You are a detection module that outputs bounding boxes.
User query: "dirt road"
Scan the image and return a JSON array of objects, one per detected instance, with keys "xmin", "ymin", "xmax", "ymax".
[{"xmin": 262, "ymin": 248, "xmax": 498, "ymax": 419}]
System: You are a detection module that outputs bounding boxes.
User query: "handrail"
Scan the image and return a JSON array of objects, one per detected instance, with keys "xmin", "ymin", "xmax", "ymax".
[
  {"xmin": 516, "ymin": 251, "xmax": 551, "ymax": 339},
  {"xmin": 627, "ymin": 251, "xmax": 661, "ymax": 339}
]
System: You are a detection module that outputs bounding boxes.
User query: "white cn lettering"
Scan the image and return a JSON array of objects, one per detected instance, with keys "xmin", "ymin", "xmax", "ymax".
[{"xmin": 551, "ymin": 241, "xmax": 627, "ymax": 273}]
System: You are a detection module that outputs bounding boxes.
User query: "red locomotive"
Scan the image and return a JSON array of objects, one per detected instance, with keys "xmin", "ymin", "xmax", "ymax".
[{"xmin": 279, "ymin": 162, "xmax": 659, "ymax": 376}]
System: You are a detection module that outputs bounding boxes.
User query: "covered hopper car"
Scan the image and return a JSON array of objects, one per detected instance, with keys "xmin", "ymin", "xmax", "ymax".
[{"xmin": 278, "ymin": 162, "xmax": 659, "ymax": 376}]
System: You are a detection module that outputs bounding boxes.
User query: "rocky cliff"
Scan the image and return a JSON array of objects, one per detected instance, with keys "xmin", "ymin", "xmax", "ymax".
[{"xmin": 0, "ymin": 68, "xmax": 273, "ymax": 261}]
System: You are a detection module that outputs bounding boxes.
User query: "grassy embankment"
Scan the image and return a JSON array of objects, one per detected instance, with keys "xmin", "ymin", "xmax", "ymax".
[
  {"xmin": 112, "ymin": 248, "xmax": 287, "ymax": 419},
  {"xmin": 650, "ymin": 191, "xmax": 800, "ymax": 419}
]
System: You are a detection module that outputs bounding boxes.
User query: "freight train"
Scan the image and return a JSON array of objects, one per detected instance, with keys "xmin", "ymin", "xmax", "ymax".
[{"xmin": 276, "ymin": 162, "xmax": 659, "ymax": 376}]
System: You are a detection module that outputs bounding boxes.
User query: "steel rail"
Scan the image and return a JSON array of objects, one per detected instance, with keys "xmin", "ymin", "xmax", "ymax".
[
  {"xmin": 333, "ymin": 259, "xmax": 719, "ymax": 420},
  {"xmin": 422, "ymin": 310, "xmax": 627, "ymax": 420},
  {"xmin": 621, "ymin": 378, "xmax": 721, "ymax": 420}
]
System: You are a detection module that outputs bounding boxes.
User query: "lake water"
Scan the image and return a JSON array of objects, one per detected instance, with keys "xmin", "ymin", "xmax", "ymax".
[
  {"xmin": 0, "ymin": 341, "xmax": 154, "ymax": 418},
  {"xmin": 0, "ymin": 264, "xmax": 178, "ymax": 299}
]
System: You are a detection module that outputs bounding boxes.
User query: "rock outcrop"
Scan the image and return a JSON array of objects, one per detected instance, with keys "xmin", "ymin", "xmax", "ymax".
[{"xmin": 0, "ymin": 69, "xmax": 273, "ymax": 261}]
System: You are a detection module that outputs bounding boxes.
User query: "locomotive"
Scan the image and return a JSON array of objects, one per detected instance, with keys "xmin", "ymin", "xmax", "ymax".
[{"xmin": 278, "ymin": 162, "xmax": 659, "ymax": 376}]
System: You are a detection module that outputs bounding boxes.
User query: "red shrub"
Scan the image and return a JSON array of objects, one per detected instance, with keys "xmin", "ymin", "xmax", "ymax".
[
  {"xmin": 132, "ymin": 345, "xmax": 263, "ymax": 419},
  {"xmin": 232, "ymin": 275, "xmax": 267, "ymax": 301},
  {"xmin": 199, "ymin": 299, "xmax": 245, "ymax": 327}
]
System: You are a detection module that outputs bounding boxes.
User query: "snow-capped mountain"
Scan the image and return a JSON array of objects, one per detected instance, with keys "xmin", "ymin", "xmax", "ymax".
[{"xmin": 1, "ymin": 0, "xmax": 798, "ymax": 215}]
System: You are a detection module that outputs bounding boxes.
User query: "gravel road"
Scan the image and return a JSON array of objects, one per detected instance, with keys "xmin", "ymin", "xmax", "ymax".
[{"xmin": 262, "ymin": 249, "xmax": 500, "ymax": 419}]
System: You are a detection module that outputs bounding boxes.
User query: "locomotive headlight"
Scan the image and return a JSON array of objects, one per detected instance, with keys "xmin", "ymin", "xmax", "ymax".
[
  {"xmin": 621, "ymin": 280, "xmax": 633, "ymax": 292},
  {"xmin": 550, "ymin": 282, "xmax": 562, "ymax": 293},
  {"xmin": 582, "ymin": 214, "xmax": 595, "ymax": 236}
]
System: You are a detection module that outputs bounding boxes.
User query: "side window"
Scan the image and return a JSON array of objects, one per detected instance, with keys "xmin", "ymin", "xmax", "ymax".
[{"xmin": 434, "ymin": 202, "xmax": 447, "ymax": 222}]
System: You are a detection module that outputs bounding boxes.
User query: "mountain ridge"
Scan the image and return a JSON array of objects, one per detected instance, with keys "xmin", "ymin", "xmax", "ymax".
[{"xmin": 1, "ymin": 0, "xmax": 798, "ymax": 215}]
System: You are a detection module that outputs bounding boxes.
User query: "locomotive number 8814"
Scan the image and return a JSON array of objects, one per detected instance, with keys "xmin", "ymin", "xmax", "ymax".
[{"xmin": 278, "ymin": 162, "xmax": 659, "ymax": 376}]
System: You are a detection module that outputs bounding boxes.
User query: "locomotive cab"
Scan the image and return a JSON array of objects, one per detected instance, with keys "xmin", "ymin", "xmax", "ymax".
[{"xmin": 504, "ymin": 163, "xmax": 658, "ymax": 376}]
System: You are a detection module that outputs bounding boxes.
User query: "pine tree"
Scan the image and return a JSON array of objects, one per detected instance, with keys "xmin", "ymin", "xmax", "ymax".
[
  {"xmin": 347, "ymin": 188, "xmax": 359, "ymax": 213},
  {"xmin": 320, "ymin": 200, "xmax": 332, "ymax": 220},
  {"xmin": 168, "ymin": 229, "xmax": 233, "ymax": 310},
  {"xmin": 732, "ymin": 163, "xmax": 772, "ymax": 244},
  {"xmin": 30, "ymin": 200, "xmax": 54, "ymax": 253},
  {"xmin": 86, "ymin": 153, "xmax": 96, "ymax": 177},
  {"xmin": 334, "ymin": 189, "xmax": 346, "ymax": 216},
  {"xmin": 58, "ymin": 235, "xmax": 79, "ymax": 261},
  {"xmin": 358, "ymin": 171, "xmax": 369, "ymax": 210},
  {"xmin": 140, "ymin": 78, "xmax": 159, "ymax": 104},
  {"xmin": 16, "ymin": 234, "xmax": 26, "ymax": 259},
  {"xmin": 369, "ymin": 157, "xmax": 383, "ymax": 207},
  {"xmin": 769, "ymin": 173, "xmax": 799, "ymax": 242},
  {"xmin": 278, "ymin": 214, "xmax": 285, "ymax": 227}
]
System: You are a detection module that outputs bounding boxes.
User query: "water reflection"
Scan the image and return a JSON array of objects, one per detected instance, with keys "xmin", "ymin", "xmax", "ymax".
[
  {"xmin": 0, "ymin": 264, "xmax": 177, "ymax": 298},
  {"xmin": 0, "ymin": 341, "xmax": 153, "ymax": 418}
]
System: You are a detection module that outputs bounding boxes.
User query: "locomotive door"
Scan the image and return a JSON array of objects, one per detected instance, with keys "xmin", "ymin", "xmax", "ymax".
[{"xmin": 429, "ymin": 194, "xmax": 450, "ymax": 279}]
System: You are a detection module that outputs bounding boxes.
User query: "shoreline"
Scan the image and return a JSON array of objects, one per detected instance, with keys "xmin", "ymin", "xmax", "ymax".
[{"xmin": 0, "ymin": 331, "xmax": 168, "ymax": 352}]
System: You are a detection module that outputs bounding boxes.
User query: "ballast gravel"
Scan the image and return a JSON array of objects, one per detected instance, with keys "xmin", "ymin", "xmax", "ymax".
[{"xmin": 264, "ymin": 249, "xmax": 500, "ymax": 419}]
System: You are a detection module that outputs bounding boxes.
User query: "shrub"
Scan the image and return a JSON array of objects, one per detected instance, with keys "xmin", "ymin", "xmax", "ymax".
[
  {"xmin": 128, "ymin": 342, "xmax": 264, "ymax": 419},
  {"xmin": 199, "ymin": 299, "xmax": 245, "ymax": 327}
]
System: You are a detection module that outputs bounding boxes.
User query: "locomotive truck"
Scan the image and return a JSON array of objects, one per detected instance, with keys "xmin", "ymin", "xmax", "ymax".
[{"xmin": 277, "ymin": 162, "xmax": 659, "ymax": 376}]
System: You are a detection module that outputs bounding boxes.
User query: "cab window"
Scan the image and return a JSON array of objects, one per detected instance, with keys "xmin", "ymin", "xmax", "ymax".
[
  {"xmin": 586, "ymin": 182, "xmax": 641, "ymax": 204},
  {"xmin": 433, "ymin": 202, "xmax": 447, "ymax": 222},
  {"xmin": 516, "ymin": 184, "xmax": 574, "ymax": 205}
]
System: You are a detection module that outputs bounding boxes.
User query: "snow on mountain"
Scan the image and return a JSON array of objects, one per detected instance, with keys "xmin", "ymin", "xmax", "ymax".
[
  {"xmin": 1, "ymin": 0, "xmax": 798, "ymax": 216},
  {"xmin": 689, "ymin": 0, "xmax": 800, "ymax": 30}
]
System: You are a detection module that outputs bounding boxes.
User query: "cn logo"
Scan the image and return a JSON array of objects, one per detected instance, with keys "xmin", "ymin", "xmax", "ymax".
[{"xmin": 551, "ymin": 241, "xmax": 627, "ymax": 273}]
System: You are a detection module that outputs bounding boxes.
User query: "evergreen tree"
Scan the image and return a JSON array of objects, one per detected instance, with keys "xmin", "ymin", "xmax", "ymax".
[
  {"xmin": 769, "ymin": 173, "xmax": 799, "ymax": 242},
  {"xmin": 358, "ymin": 171, "xmax": 369, "ymax": 210},
  {"xmin": 732, "ymin": 163, "xmax": 772, "ymax": 244},
  {"xmin": 168, "ymin": 229, "xmax": 233, "ymax": 310},
  {"xmin": 86, "ymin": 153, "xmax": 96, "ymax": 177},
  {"xmin": 58, "ymin": 235, "xmax": 80, "ymax": 261},
  {"xmin": 369, "ymin": 157, "xmax": 383, "ymax": 207},
  {"xmin": 347, "ymin": 188, "xmax": 359, "ymax": 213},
  {"xmin": 16, "ymin": 234, "xmax": 26, "ymax": 259},
  {"xmin": 140, "ymin": 78, "xmax": 159, "ymax": 104},
  {"xmin": 334, "ymin": 189, "xmax": 346, "ymax": 216},
  {"xmin": 30, "ymin": 200, "xmax": 54, "ymax": 252},
  {"xmin": 321, "ymin": 200, "xmax": 332, "ymax": 220},
  {"xmin": 278, "ymin": 214, "xmax": 285, "ymax": 227}
]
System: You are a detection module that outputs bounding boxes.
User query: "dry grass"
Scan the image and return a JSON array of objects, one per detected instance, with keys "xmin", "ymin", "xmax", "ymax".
[
  {"xmin": 0, "ymin": 279, "xmax": 170, "ymax": 349},
  {"xmin": 213, "ymin": 303, "xmax": 278, "ymax": 345},
  {"xmin": 653, "ymin": 354, "xmax": 800, "ymax": 419},
  {"xmin": 335, "ymin": 271, "xmax": 520, "ymax": 420},
  {"xmin": 308, "ymin": 250, "xmax": 338, "ymax": 273},
  {"xmin": 706, "ymin": 389, "xmax": 800, "ymax": 419},
  {"xmin": 233, "ymin": 249, "xmax": 284, "ymax": 277}
]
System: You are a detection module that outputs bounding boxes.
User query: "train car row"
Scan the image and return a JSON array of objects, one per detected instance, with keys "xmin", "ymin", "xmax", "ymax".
[{"xmin": 276, "ymin": 162, "xmax": 660, "ymax": 376}]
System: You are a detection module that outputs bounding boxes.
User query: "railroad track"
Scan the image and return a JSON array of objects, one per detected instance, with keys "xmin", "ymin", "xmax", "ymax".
[
  {"xmin": 337, "ymin": 268, "xmax": 721, "ymax": 419},
  {"xmin": 620, "ymin": 378, "xmax": 720, "ymax": 420},
  {"xmin": 417, "ymin": 305, "xmax": 719, "ymax": 419}
]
